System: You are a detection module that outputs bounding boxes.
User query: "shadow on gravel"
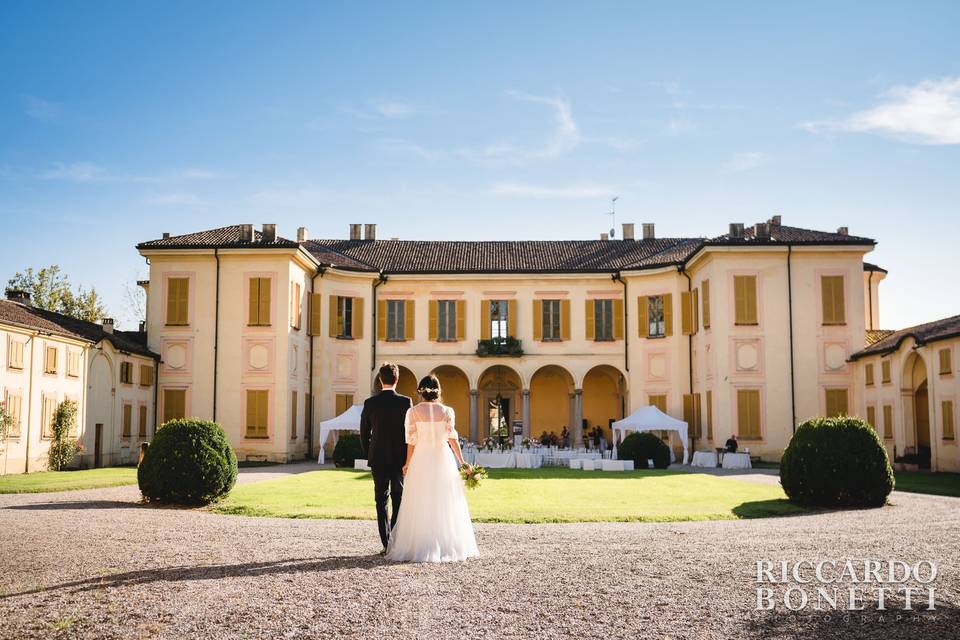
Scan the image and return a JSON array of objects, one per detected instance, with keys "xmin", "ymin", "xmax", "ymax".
[
  {"xmin": 744, "ymin": 601, "xmax": 960, "ymax": 640},
  {"xmin": 0, "ymin": 555, "xmax": 386, "ymax": 599},
  {"xmin": 4, "ymin": 500, "xmax": 142, "ymax": 511}
]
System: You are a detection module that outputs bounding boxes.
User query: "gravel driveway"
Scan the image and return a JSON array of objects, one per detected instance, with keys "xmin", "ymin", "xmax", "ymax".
[{"xmin": 1, "ymin": 476, "xmax": 958, "ymax": 640}]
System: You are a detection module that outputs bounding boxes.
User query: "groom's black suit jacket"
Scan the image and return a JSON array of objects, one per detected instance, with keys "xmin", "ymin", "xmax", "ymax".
[{"xmin": 360, "ymin": 389, "xmax": 413, "ymax": 469}]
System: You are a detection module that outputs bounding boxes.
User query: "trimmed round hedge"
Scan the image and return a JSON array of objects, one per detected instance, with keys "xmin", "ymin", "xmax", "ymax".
[
  {"xmin": 138, "ymin": 419, "xmax": 238, "ymax": 505},
  {"xmin": 618, "ymin": 431, "xmax": 671, "ymax": 469},
  {"xmin": 333, "ymin": 432, "xmax": 363, "ymax": 468},
  {"xmin": 780, "ymin": 415, "xmax": 893, "ymax": 508}
]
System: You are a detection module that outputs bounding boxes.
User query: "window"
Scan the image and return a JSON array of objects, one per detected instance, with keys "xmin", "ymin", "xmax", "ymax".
[
  {"xmin": 291, "ymin": 391, "xmax": 298, "ymax": 440},
  {"xmin": 44, "ymin": 345, "xmax": 58, "ymax": 374},
  {"xmin": 736, "ymin": 389, "xmax": 762, "ymax": 440},
  {"xmin": 7, "ymin": 339, "xmax": 24, "ymax": 370},
  {"xmin": 67, "ymin": 351, "xmax": 80, "ymax": 378},
  {"xmin": 41, "ymin": 395, "xmax": 57, "ymax": 439},
  {"xmin": 681, "ymin": 290, "xmax": 699, "ymax": 335},
  {"xmin": 942, "ymin": 400, "xmax": 955, "ymax": 440},
  {"xmin": 335, "ymin": 393, "xmax": 354, "ymax": 416},
  {"xmin": 881, "ymin": 360, "xmax": 891, "ymax": 384},
  {"xmin": 387, "ymin": 300, "xmax": 406, "ymax": 341},
  {"xmin": 648, "ymin": 394, "xmax": 667, "ymax": 412},
  {"xmin": 825, "ymin": 388, "xmax": 849, "ymax": 417},
  {"xmin": 702, "ymin": 279, "xmax": 711, "ymax": 329},
  {"xmin": 245, "ymin": 389, "xmax": 269, "ymax": 438},
  {"xmin": 865, "ymin": 363, "xmax": 875, "ymax": 386},
  {"xmin": 820, "ymin": 276, "xmax": 846, "ymax": 325},
  {"xmin": 593, "ymin": 299, "xmax": 614, "ymax": 341},
  {"xmin": 3, "ymin": 392, "xmax": 22, "ymax": 438},
  {"xmin": 683, "ymin": 394, "xmax": 702, "ymax": 438},
  {"xmin": 330, "ymin": 296, "xmax": 363, "ymax": 339},
  {"xmin": 542, "ymin": 300, "xmax": 562, "ymax": 340},
  {"xmin": 882, "ymin": 404, "xmax": 893, "ymax": 439},
  {"xmin": 120, "ymin": 361, "xmax": 133, "ymax": 385},
  {"xmin": 490, "ymin": 300, "xmax": 509, "ymax": 339},
  {"xmin": 248, "ymin": 277, "xmax": 271, "ymax": 326},
  {"xmin": 122, "ymin": 403, "xmax": 133, "ymax": 438},
  {"xmin": 290, "ymin": 282, "xmax": 301, "ymax": 330},
  {"xmin": 866, "ymin": 405, "xmax": 877, "ymax": 431},
  {"xmin": 705, "ymin": 390, "xmax": 713, "ymax": 440},
  {"xmin": 437, "ymin": 300, "xmax": 457, "ymax": 341},
  {"xmin": 940, "ymin": 349, "xmax": 953, "ymax": 376},
  {"xmin": 648, "ymin": 295, "xmax": 666, "ymax": 337},
  {"xmin": 138, "ymin": 404, "xmax": 148, "ymax": 438},
  {"xmin": 166, "ymin": 277, "xmax": 189, "ymax": 325},
  {"xmin": 140, "ymin": 364, "xmax": 155, "ymax": 387},
  {"xmin": 162, "ymin": 389, "xmax": 186, "ymax": 424},
  {"xmin": 734, "ymin": 275, "xmax": 758, "ymax": 325}
]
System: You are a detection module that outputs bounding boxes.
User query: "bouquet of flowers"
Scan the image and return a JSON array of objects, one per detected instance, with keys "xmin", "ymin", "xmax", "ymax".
[
  {"xmin": 521, "ymin": 437, "xmax": 532, "ymax": 449},
  {"xmin": 460, "ymin": 464, "xmax": 488, "ymax": 490},
  {"xmin": 483, "ymin": 437, "xmax": 496, "ymax": 452}
]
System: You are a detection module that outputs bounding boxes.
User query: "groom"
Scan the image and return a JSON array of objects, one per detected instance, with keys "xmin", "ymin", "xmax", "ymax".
[{"xmin": 360, "ymin": 362, "xmax": 413, "ymax": 552}]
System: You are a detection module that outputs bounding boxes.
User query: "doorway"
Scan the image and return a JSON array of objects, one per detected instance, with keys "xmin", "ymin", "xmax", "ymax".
[{"xmin": 94, "ymin": 424, "xmax": 103, "ymax": 468}]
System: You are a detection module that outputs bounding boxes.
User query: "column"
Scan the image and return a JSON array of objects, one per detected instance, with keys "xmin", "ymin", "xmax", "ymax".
[
  {"xmin": 469, "ymin": 389, "xmax": 479, "ymax": 442},
  {"xmin": 522, "ymin": 389, "xmax": 531, "ymax": 437},
  {"xmin": 573, "ymin": 388, "xmax": 583, "ymax": 448}
]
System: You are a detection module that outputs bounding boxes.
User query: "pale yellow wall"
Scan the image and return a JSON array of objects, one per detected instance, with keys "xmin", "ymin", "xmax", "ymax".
[
  {"xmin": 529, "ymin": 366, "xmax": 573, "ymax": 440},
  {"xmin": 863, "ymin": 270, "xmax": 885, "ymax": 331}
]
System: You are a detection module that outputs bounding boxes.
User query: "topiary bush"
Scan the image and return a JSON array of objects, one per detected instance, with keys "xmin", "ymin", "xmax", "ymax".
[
  {"xmin": 618, "ymin": 432, "xmax": 671, "ymax": 469},
  {"xmin": 138, "ymin": 419, "xmax": 238, "ymax": 505},
  {"xmin": 333, "ymin": 432, "xmax": 363, "ymax": 467},
  {"xmin": 780, "ymin": 415, "xmax": 893, "ymax": 508}
]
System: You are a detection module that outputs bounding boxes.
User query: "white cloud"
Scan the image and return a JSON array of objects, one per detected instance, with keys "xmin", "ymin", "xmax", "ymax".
[
  {"xmin": 503, "ymin": 90, "xmax": 581, "ymax": 159},
  {"xmin": 22, "ymin": 95, "xmax": 62, "ymax": 122},
  {"xmin": 488, "ymin": 181, "xmax": 614, "ymax": 199},
  {"xmin": 722, "ymin": 151, "xmax": 771, "ymax": 173},
  {"xmin": 374, "ymin": 100, "xmax": 417, "ymax": 119},
  {"xmin": 803, "ymin": 78, "xmax": 960, "ymax": 144}
]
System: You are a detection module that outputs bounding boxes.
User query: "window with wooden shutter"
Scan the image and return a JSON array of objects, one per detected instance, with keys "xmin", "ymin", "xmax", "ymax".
[
  {"xmin": 865, "ymin": 363, "xmax": 874, "ymax": 386},
  {"xmin": 352, "ymin": 298, "xmax": 363, "ymax": 338},
  {"xmin": 166, "ymin": 277, "xmax": 189, "ymax": 325},
  {"xmin": 648, "ymin": 394, "xmax": 667, "ymax": 412},
  {"xmin": 41, "ymin": 395, "xmax": 57, "ymax": 439},
  {"xmin": 584, "ymin": 300, "xmax": 596, "ymax": 341},
  {"xmin": 663, "ymin": 293, "xmax": 673, "ymax": 336},
  {"xmin": 943, "ymin": 400, "xmax": 955, "ymax": 440},
  {"xmin": 455, "ymin": 300, "xmax": 465, "ymax": 340},
  {"xmin": 66, "ymin": 351, "xmax": 79, "ymax": 378},
  {"xmin": 245, "ymin": 389, "xmax": 269, "ymax": 438},
  {"xmin": 682, "ymin": 394, "xmax": 696, "ymax": 437},
  {"xmin": 428, "ymin": 300, "xmax": 438, "ymax": 341},
  {"xmin": 162, "ymin": 389, "xmax": 186, "ymax": 424},
  {"xmin": 290, "ymin": 282, "xmax": 301, "ymax": 330},
  {"xmin": 335, "ymin": 393, "xmax": 354, "ymax": 416},
  {"xmin": 44, "ymin": 346, "xmax": 58, "ymax": 374},
  {"xmin": 702, "ymin": 279, "xmax": 711, "ymax": 329},
  {"xmin": 7, "ymin": 339, "xmax": 24, "ymax": 370},
  {"xmin": 705, "ymin": 390, "xmax": 713, "ymax": 440},
  {"xmin": 612, "ymin": 298, "xmax": 624, "ymax": 340},
  {"xmin": 560, "ymin": 299, "xmax": 571, "ymax": 341},
  {"xmin": 734, "ymin": 276, "xmax": 758, "ymax": 325},
  {"xmin": 5, "ymin": 392, "xmax": 22, "ymax": 438},
  {"xmin": 940, "ymin": 349, "xmax": 953, "ymax": 375},
  {"xmin": 591, "ymin": 299, "xmax": 615, "ymax": 341},
  {"xmin": 387, "ymin": 300, "xmax": 407, "ymax": 341},
  {"xmin": 138, "ymin": 404, "xmax": 148, "ymax": 437},
  {"xmin": 406, "ymin": 300, "xmax": 416, "ymax": 341},
  {"xmin": 533, "ymin": 300, "xmax": 544, "ymax": 341},
  {"xmin": 825, "ymin": 388, "xmax": 848, "ymax": 417},
  {"xmin": 309, "ymin": 293, "xmax": 322, "ymax": 336},
  {"xmin": 332, "ymin": 296, "xmax": 357, "ymax": 338},
  {"xmin": 248, "ymin": 277, "xmax": 271, "ymax": 326},
  {"xmin": 882, "ymin": 404, "xmax": 893, "ymax": 439},
  {"xmin": 437, "ymin": 300, "xmax": 457, "ymax": 341},
  {"xmin": 736, "ymin": 389, "xmax": 761, "ymax": 440},
  {"xmin": 481, "ymin": 300, "xmax": 492, "ymax": 340},
  {"xmin": 694, "ymin": 393, "xmax": 702, "ymax": 438},
  {"xmin": 291, "ymin": 391, "xmax": 298, "ymax": 440},
  {"xmin": 681, "ymin": 291, "xmax": 692, "ymax": 335},
  {"xmin": 122, "ymin": 403, "xmax": 133, "ymax": 438},
  {"xmin": 120, "ymin": 361, "xmax": 133, "ymax": 384},
  {"xmin": 821, "ymin": 275, "xmax": 846, "ymax": 325},
  {"xmin": 881, "ymin": 360, "xmax": 891, "ymax": 384},
  {"xmin": 637, "ymin": 297, "xmax": 648, "ymax": 338},
  {"xmin": 140, "ymin": 364, "xmax": 154, "ymax": 387},
  {"xmin": 866, "ymin": 405, "xmax": 877, "ymax": 431},
  {"xmin": 645, "ymin": 295, "xmax": 666, "ymax": 338},
  {"xmin": 506, "ymin": 300, "xmax": 517, "ymax": 337}
]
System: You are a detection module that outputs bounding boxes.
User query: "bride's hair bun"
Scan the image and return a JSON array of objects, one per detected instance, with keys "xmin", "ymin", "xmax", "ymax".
[{"xmin": 417, "ymin": 374, "xmax": 441, "ymax": 401}]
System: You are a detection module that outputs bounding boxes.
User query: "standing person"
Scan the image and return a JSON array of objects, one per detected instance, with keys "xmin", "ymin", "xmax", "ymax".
[
  {"xmin": 360, "ymin": 363, "xmax": 413, "ymax": 554},
  {"xmin": 386, "ymin": 374, "xmax": 479, "ymax": 563}
]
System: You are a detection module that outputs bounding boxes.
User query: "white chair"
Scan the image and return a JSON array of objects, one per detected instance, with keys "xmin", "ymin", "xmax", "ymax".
[{"xmin": 568, "ymin": 459, "xmax": 583, "ymax": 470}]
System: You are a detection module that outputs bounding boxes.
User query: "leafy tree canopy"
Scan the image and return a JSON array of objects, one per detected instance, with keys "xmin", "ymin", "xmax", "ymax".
[{"xmin": 7, "ymin": 265, "xmax": 107, "ymax": 323}]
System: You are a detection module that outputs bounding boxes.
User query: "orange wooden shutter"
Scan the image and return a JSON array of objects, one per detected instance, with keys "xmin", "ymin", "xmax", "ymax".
[
  {"xmin": 455, "ymin": 300, "xmax": 465, "ymax": 340},
  {"xmin": 309, "ymin": 293, "xmax": 322, "ymax": 335},
  {"xmin": 613, "ymin": 298, "xmax": 624, "ymax": 340},
  {"xmin": 428, "ymin": 300, "xmax": 438, "ymax": 341},
  {"xmin": 480, "ymin": 300, "xmax": 491, "ymax": 340},
  {"xmin": 681, "ymin": 291, "xmax": 692, "ymax": 335},
  {"xmin": 377, "ymin": 300, "xmax": 387, "ymax": 341},
  {"xmin": 663, "ymin": 294, "xmax": 673, "ymax": 336},
  {"xmin": 560, "ymin": 299, "xmax": 571, "ymax": 341},
  {"xmin": 352, "ymin": 298, "xmax": 363, "ymax": 338},
  {"xmin": 702, "ymin": 279, "xmax": 710, "ymax": 329},
  {"xmin": 533, "ymin": 300, "xmax": 543, "ymax": 341},
  {"xmin": 637, "ymin": 297, "xmax": 648, "ymax": 338},
  {"xmin": 507, "ymin": 299, "xmax": 517, "ymax": 337},
  {"xmin": 328, "ymin": 296, "xmax": 338, "ymax": 337},
  {"xmin": 691, "ymin": 288, "xmax": 699, "ymax": 334},
  {"xmin": 584, "ymin": 300, "xmax": 595, "ymax": 341},
  {"xmin": 405, "ymin": 300, "xmax": 415, "ymax": 341}
]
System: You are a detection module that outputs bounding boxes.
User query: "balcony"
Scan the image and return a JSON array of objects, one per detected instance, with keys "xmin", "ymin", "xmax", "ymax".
[{"xmin": 476, "ymin": 337, "xmax": 523, "ymax": 357}]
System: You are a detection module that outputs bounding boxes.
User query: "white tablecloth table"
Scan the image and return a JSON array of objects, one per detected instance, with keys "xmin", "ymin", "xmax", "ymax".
[
  {"xmin": 514, "ymin": 452, "xmax": 543, "ymax": 468},
  {"xmin": 353, "ymin": 458, "xmax": 371, "ymax": 471},
  {"xmin": 690, "ymin": 451, "xmax": 719, "ymax": 468},
  {"xmin": 474, "ymin": 452, "xmax": 517, "ymax": 468},
  {"xmin": 568, "ymin": 459, "xmax": 582, "ymax": 470},
  {"xmin": 721, "ymin": 452, "xmax": 752, "ymax": 470}
]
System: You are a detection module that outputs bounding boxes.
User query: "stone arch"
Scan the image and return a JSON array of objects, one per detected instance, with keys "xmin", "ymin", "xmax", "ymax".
[
  {"xmin": 477, "ymin": 365, "xmax": 523, "ymax": 443},
  {"xmin": 582, "ymin": 364, "xmax": 627, "ymax": 446},
  {"xmin": 902, "ymin": 351, "xmax": 931, "ymax": 469},
  {"xmin": 86, "ymin": 350, "xmax": 115, "ymax": 468},
  {"xmin": 529, "ymin": 365, "xmax": 576, "ymax": 443}
]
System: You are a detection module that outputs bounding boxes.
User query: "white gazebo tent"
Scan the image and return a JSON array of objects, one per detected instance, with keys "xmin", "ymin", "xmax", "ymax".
[
  {"xmin": 611, "ymin": 405, "xmax": 690, "ymax": 465},
  {"xmin": 317, "ymin": 404, "xmax": 364, "ymax": 464}
]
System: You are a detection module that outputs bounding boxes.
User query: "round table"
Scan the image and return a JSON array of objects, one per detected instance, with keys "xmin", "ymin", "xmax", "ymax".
[
  {"xmin": 721, "ymin": 452, "xmax": 752, "ymax": 470},
  {"xmin": 690, "ymin": 450, "xmax": 718, "ymax": 468}
]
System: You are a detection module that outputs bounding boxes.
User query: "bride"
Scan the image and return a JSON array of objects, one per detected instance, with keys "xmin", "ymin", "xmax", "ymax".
[{"xmin": 386, "ymin": 374, "xmax": 479, "ymax": 563}]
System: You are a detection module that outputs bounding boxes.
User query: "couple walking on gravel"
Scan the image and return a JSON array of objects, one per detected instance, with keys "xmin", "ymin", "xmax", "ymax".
[{"xmin": 359, "ymin": 362, "xmax": 479, "ymax": 562}]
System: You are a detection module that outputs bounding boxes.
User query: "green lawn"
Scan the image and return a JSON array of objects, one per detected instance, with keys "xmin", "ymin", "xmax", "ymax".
[
  {"xmin": 213, "ymin": 467, "xmax": 804, "ymax": 524},
  {"xmin": 0, "ymin": 467, "xmax": 138, "ymax": 494},
  {"xmin": 895, "ymin": 471, "xmax": 960, "ymax": 498}
]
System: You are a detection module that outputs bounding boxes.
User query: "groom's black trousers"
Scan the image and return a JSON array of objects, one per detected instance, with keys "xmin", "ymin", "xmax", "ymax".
[{"xmin": 371, "ymin": 466, "xmax": 404, "ymax": 548}]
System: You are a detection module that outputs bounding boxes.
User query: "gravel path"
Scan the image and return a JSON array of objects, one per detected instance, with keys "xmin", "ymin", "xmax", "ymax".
[{"xmin": 1, "ymin": 478, "xmax": 958, "ymax": 640}]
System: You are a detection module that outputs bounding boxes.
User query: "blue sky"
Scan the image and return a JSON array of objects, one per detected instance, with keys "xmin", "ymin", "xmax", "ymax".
[{"xmin": 1, "ymin": 1, "xmax": 958, "ymax": 329}]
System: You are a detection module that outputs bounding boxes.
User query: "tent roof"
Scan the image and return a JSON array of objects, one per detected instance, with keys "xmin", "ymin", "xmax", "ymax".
[
  {"xmin": 319, "ymin": 404, "xmax": 364, "ymax": 431},
  {"xmin": 612, "ymin": 405, "xmax": 687, "ymax": 432}
]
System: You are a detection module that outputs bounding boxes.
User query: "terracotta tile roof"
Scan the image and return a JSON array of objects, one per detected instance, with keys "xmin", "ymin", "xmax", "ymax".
[
  {"xmin": 137, "ymin": 225, "xmax": 299, "ymax": 250},
  {"xmin": 865, "ymin": 329, "xmax": 896, "ymax": 346},
  {"xmin": 0, "ymin": 300, "xmax": 157, "ymax": 359},
  {"xmin": 851, "ymin": 315, "xmax": 960, "ymax": 360},
  {"xmin": 708, "ymin": 223, "xmax": 874, "ymax": 246}
]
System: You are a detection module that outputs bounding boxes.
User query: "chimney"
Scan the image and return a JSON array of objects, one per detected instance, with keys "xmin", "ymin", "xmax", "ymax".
[
  {"xmin": 600, "ymin": 232, "xmax": 609, "ymax": 241},
  {"xmin": 755, "ymin": 222, "xmax": 771, "ymax": 240},
  {"xmin": 162, "ymin": 232, "xmax": 171, "ymax": 239},
  {"xmin": 261, "ymin": 223, "xmax": 277, "ymax": 243},
  {"xmin": 837, "ymin": 226, "xmax": 849, "ymax": 236},
  {"xmin": 621, "ymin": 223, "xmax": 635, "ymax": 241},
  {"xmin": 101, "ymin": 318, "xmax": 114, "ymax": 334},
  {"xmin": 769, "ymin": 215, "xmax": 782, "ymax": 226},
  {"xmin": 297, "ymin": 226, "xmax": 309, "ymax": 242},
  {"xmin": 729, "ymin": 223, "xmax": 745, "ymax": 239},
  {"xmin": 5, "ymin": 289, "xmax": 31, "ymax": 304},
  {"xmin": 364, "ymin": 223, "xmax": 377, "ymax": 241},
  {"xmin": 642, "ymin": 223, "xmax": 655, "ymax": 240},
  {"xmin": 239, "ymin": 224, "xmax": 254, "ymax": 242},
  {"xmin": 349, "ymin": 224, "xmax": 362, "ymax": 240}
]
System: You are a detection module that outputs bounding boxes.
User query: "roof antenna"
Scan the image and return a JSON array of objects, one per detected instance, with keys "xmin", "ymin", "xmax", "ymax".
[{"xmin": 606, "ymin": 196, "xmax": 619, "ymax": 238}]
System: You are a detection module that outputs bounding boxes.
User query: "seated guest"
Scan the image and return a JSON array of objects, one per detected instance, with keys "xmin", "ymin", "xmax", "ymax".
[{"xmin": 725, "ymin": 434, "xmax": 738, "ymax": 453}]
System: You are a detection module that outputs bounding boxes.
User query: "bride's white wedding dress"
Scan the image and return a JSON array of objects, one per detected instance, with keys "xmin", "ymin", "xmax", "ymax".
[{"xmin": 386, "ymin": 401, "xmax": 479, "ymax": 563}]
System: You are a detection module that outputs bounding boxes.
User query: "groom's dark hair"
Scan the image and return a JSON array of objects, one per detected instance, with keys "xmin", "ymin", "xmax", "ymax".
[{"xmin": 378, "ymin": 362, "xmax": 399, "ymax": 386}]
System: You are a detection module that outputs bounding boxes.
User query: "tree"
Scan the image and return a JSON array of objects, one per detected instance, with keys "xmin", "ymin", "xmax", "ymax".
[
  {"xmin": 47, "ymin": 399, "xmax": 82, "ymax": 471},
  {"xmin": 7, "ymin": 265, "xmax": 107, "ymax": 323}
]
